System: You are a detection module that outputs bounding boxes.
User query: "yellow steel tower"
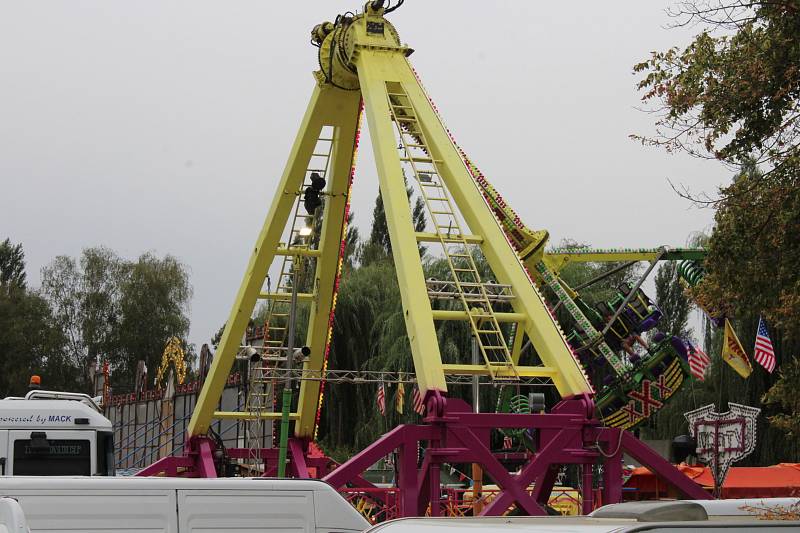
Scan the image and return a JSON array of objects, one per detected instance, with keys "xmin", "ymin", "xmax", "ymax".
[
  {"xmin": 141, "ymin": 3, "xmax": 713, "ymax": 515},
  {"xmin": 187, "ymin": 1, "xmax": 592, "ymax": 444}
]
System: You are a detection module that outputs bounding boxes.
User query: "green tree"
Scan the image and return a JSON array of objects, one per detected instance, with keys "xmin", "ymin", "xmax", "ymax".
[
  {"xmin": 40, "ymin": 248, "xmax": 192, "ymax": 390},
  {"xmin": 0, "ymin": 239, "xmax": 76, "ymax": 395},
  {"xmin": 0, "ymin": 238, "xmax": 27, "ymax": 292},
  {"xmin": 634, "ymin": 2, "xmax": 800, "ymax": 330},
  {"xmin": 360, "ymin": 178, "xmax": 426, "ymax": 266},
  {"xmin": 114, "ymin": 253, "xmax": 192, "ymax": 387},
  {"xmin": 0, "ymin": 288, "xmax": 77, "ymax": 396},
  {"xmin": 634, "ymin": 2, "xmax": 800, "ymax": 186},
  {"xmin": 762, "ymin": 357, "xmax": 800, "ymax": 439},
  {"xmin": 653, "ymin": 261, "xmax": 692, "ymax": 339},
  {"xmin": 41, "ymin": 248, "xmax": 124, "ymax": 386}
]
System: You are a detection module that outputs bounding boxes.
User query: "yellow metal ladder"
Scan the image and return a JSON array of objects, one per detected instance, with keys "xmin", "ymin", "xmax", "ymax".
[
  {"xmin": 243, "ymin": 129, "xmax": 336, "ymax": 456},
  {"xmin": 386, "ymin": 85, "xmax": 518, "ymax": 381}
]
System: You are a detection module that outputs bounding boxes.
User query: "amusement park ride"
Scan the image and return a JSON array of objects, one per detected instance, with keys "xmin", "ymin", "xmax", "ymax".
[{"xmin": 140, "ymin": 1, "xmax": 713, "ymax": 516}]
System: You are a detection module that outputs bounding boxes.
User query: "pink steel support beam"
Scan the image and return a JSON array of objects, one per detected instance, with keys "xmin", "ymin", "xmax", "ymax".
[
  {"xmin": 618, "ymin": 431, "xmax": 710, "ymax": 500},
  {"xmin": 457, "ymin": 426, "xmax": 548, "ymax": 516},
  {"xmin": 601, "ymin": 435, "xmax": 623, "ymax": 505},
  {"xmin": 480, "ymin": 427, "xmax": 575, "ymax": 515},
  {"xmin": 324, "ymin": 424, "xmax": 432, "ymax": 489},
  {"xmin": 532, "ymin": 466, "xmax": 559, "ymax": 507},
  {"xmin": 135, "ymin": 454, "xmax": 196, "ymax": 477},
  {"xmin": 582, "ymin": 462, "xmax": 594, "ymax": 515},
  {"xmin": 324, "ymin": 397, "xmax": 710, "ymax": 516},
  {"xmin": 142, "ymin": 397, "xmax": 711, "ymax": 516},
  {"xmin": 288, "ymin": 439, "xmax": 310, "ymax": 478},
  {"xmin": 195, "ymin": 439, "xmax": 217, "ymax": 478}
]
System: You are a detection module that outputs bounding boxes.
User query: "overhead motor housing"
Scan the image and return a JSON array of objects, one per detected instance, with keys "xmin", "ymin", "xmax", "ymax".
[{"xmin": 311, "ymin": 2, "xmax": 404, "ymax": 90}]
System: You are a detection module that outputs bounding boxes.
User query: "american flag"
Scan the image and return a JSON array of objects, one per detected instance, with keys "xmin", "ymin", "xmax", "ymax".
[
  {"xmin": 688, "ymin": 344, "xmax": 710, "ymax": 381},
  {"xmin": 412, "ymin": 384, "xmax": 425, "ymax": 415},
  {"xmin": 502, "ymin": 436, "xmax": 513, "ymax": 450},
  {"xmin": 376, "ymin": 382, "xmax": 386, "ymax": 416},
  {"xmin": 754, "ymin": 316, "xmax": 776, "ymax": 373}
]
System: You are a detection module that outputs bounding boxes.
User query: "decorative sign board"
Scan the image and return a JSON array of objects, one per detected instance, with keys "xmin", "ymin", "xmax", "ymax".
[{"xmin": 684, "ymin": 403, "xmax": 760, "ymax": 493}]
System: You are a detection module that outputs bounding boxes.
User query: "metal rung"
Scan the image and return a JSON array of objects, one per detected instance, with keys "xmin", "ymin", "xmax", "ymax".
[
  {"xmin": 402, "ymin": 156, "xmax": 440, "ymax": 163},
  {"xmin": 396, "ymin": 117, "xmax": 418, "ymax": 123}
]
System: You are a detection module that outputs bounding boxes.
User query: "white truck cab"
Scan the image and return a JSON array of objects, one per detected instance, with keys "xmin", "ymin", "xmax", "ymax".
[{"xmin": 0, "ymin": 390, "xmax": 114, "ymax": 476}]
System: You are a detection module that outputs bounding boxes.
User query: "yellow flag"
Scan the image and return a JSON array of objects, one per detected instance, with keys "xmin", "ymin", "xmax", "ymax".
[
  {"xmin": 396, "ymin": 378, "xmax": 405, "ymax": 414},
  {"xmin": 722, "ymin": 319, "xmax": 752, "ymax": 378}
]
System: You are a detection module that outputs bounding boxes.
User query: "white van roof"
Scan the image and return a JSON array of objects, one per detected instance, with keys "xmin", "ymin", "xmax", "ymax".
[
  {"xmin": 368, "ymin": 515, "xmax": 800, "ymax": 532},
  {"xmin": 0, "ymin": 476, "xmax": 339, "ymax": 491},
  {"xmin": 691, "ymin": 497, "xmax": 800, "ymax": 516},
  {"xmin": 0, "ymin": 476, "xmax": 369, "ymax": 532},
  {"xmin": 369, "ymin": 499, "xmax": 800, "ymax": 532},
  {"xmin": 367, "ymin": 516, "xmax": 641, "ymax": 532},
  {"xmin": 0, "ymin": 400, "xmax": 111, "ymax": 431}
]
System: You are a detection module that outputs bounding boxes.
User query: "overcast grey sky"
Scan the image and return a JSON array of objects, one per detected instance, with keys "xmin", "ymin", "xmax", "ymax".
[{"xmin": 0, "ymin": 1, "xmax": 727, "ymax": 350}]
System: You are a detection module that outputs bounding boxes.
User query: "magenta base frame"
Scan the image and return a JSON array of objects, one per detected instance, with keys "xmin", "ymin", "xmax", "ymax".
[{"xmin": 138, "ymin": 394, "xmax": 711, "ymax": 516}]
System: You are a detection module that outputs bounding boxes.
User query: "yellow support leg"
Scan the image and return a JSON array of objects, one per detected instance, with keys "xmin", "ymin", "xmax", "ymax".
[
  {"xmin": 357, "ymin": 55, "xmax": 449, "ymax": 397},
  {"xmin": 188, "ymin": 85, "xmax": 360, "ymax": 437},
  {"xmin": 295, "ymin": 90, "xmax": 362, "ymax": 438}
]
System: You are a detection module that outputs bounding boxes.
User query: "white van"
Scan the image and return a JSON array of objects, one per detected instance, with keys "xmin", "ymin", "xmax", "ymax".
[
  {"xmin": 0, "ymin": 390, "xmax": 114, "ymax": 476},
  {"xmin": 0, "ymin": 477, "xmax": 369, "ymax": 533}
]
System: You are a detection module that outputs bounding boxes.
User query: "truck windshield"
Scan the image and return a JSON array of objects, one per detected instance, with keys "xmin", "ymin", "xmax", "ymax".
[{"xmin": 13, "ymin": 438, "xmax": 91, "ymax": 475}]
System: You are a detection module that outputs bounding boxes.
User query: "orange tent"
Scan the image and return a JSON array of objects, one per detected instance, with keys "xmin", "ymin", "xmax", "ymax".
[{"xmin": 625, "ymin": 463, "xmax": 800, "ymax": 499}]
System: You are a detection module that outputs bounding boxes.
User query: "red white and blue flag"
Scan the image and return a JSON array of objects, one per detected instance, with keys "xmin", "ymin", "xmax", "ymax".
[
  {"xmin": 688, "ymin": 344, "xmax": 711, "ymax": 381},
  {"xmin": 412, "ymin": 384, "xmax": 425, "ymax": 415},
  {"xmin": 754, "ymin": 316, "xmax": 776, "ymax": 373},
  {"xmin": 377, "ymin": 382, "xmax": 386, "ymax": 416}
]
